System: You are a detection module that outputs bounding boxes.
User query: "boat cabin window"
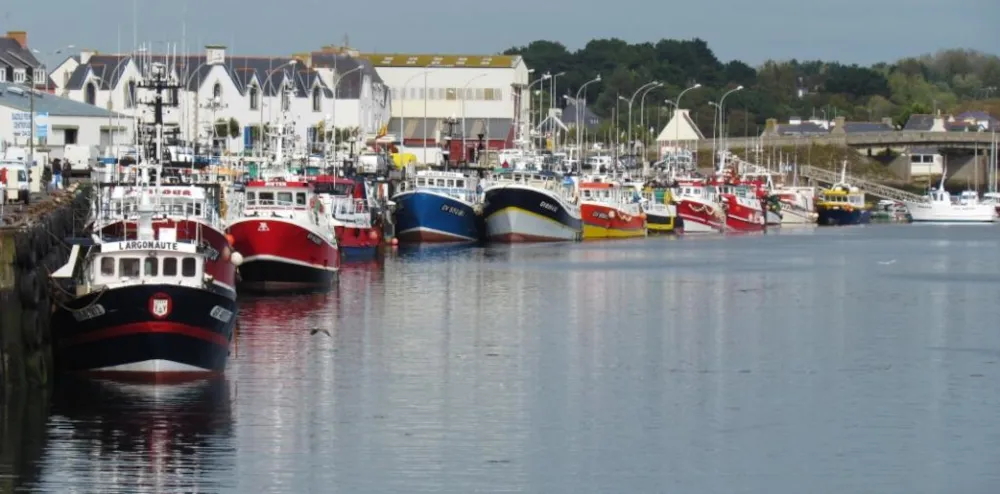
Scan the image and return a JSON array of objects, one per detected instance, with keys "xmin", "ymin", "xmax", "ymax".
[
  {"xmin": 456, "ymin": 179, "xmax": 465, "ymax": 188},
  {"xmin": 258, "ymin": 192, "xmax": 275, "ymax": 205},
  {"xmin": 417, "ymin": 178, "xmax": 426, "ymax": 186},
  {"xmin": 100, "ymin": 257, "xmax": 115, "ymax": 276},
  {"xmin": 163, "ymin": 257, "xmax": 178, "ymax": 276},
  {"xmin": 184, "ymin": 202, "xmax": 203, "ymax": 216},
  {"xmin": 247, "ymin": 192, "xmax": 256, "ymax": 205},
  {"xmin": 144, "ymin": 257, "xmax": 158, "ymax": 276},
  {"xmin": 182, "ymin": 257, "xmax": 197, "ymax": 277},
  {"xmin": 276, "ymin": 191, "xmax": 292, "ymax": 205},
  {"xmin": 296, "ymin": 192, "xmax": 307, "ymax": 206},
  {"xmin": 119, "ymin": 258, "xmax": 141, "ymax": 278},
  {"xmin": 447, "ymin": 179, "xmax": 455, "ymax": 187}
]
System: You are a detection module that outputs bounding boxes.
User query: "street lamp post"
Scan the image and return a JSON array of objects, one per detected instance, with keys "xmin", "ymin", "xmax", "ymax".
[
  {"xmin": 461, "ymin": 72, "xmax": 488, "ymax": 163},
  {"xmin": 548, "ymin": 72, "xmax": 565, "ymax": 149},
  {"xmin": 400, "ymin": 64, "xmax": 435, "ymax": 163},
  {"xmin": 669, "ymin": 83, "xmax": 702, "ymax": 163},
  {"xmin": 717, "ymin": 85, "xmax": 744, "ymax": 168},
  {"xmin": 422, "ymin": 65, "xmax": 455, "ymax": 165},
  {"xmin": 639, "ymin": 83, "xmax": 663, "ymax": 156},
  {"xmin": 623, "ymin": 81, "xmax": 660, "ymax": 162},
  {"xmin": 523, "ymin": 72, "xmax": 549, "ymax": 144},
  {"xmin": 574, "ymin": 75, "xmax": 602, "ymax": 174},
  {"xmin": 331, "ymin": 65, "xmax": 364, "ymax": 160},
  {"xmin": 709, "ymin": 101, "xmax": 721, "ymax": 168}
]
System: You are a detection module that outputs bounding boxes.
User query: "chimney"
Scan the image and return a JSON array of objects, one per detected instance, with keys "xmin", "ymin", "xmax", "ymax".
[
  {"xmin": 205, "ymin": 45, "xmax": 226, "ymax": 65},
  {"xmin": 930, "ymin": 116, "xmax": 946, "ymax": 132},
  {"xmin": 80, "ymin": 49, "xmax": 95, "ymax": 64},
  {"xmin": 6, "ymin": 31, "xmax": 26, "ymax": 48}
]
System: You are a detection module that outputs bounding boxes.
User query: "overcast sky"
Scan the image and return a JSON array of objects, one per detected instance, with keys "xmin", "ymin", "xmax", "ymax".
[{"xmin": 9, "ymin": 0, "xmax": 998, "ymax": 67}]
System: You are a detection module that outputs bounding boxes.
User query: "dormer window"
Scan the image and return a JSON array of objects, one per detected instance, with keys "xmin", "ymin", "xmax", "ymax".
[
  {"xmin": 249, "ymin": 83, "xmax": 259, "ymax": 110},
  {"xmin": 312, "ymin": 86, "xmax": 321, "ymax": 112},
  {"xmin": 85, "ymin": 81, "xmax": 97, "ymax": 105},
  {"xmin": 33, "ymin": 69, "xmax": 45, "ymax": 83},
  {"xmin": 125, "ymin": 80, "xmax": 137, "ymax": 108},
  {"xmin": 13, "ymin": 69, "xmax": 25, "ymax": 83}
]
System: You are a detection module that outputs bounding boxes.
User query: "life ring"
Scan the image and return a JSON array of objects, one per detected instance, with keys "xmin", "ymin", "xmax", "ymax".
[{"xmin": 608, "ymin": 210, "xmax": 616, "ymax": 219}]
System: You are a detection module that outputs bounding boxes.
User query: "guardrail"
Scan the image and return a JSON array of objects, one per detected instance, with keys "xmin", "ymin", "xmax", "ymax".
[
  {"xmin": 697, "ymin": 131, "xmax": 997, "ymax": 150},
  {"xmin": 798, "ymin": 165, "xmax": 924, "ymax": 202}
]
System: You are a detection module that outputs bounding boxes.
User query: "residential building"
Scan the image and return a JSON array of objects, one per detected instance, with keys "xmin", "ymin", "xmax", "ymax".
[
  {"xmin": 655, "ymin": 109, "xmax": 705, "ymax": 153},
  {"xmin": 0, "ymin": 31, "xmax": 49, "ymax": 91},
  {"xmin": 49, "ymin": 45, "xmax": 390, "ymax": 154},
  {"xmin": 357, "ymin": 52, "xmax": 531, "ymax": 163}
]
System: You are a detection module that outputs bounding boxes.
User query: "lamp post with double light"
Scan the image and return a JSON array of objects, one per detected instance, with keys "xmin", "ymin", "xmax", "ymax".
[
  {"xmin": 669, "ymin": 83, "xmax": 702, "ymax": 162},
  {"xmin": 460, "ymin": 72, "xmax": 488, "ymax": 163},
  {"xmin": 715, "ymin": 85, "xmax": 743, "ymax": 169},
  {"xmin": 331, "ymin": 65, "xmax": 364, "ymax": 157}
]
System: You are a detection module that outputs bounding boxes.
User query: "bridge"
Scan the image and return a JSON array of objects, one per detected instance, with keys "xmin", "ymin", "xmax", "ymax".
[
  {"xmin": 697, "ymin": 130, "xmax": 997, "ymax": 152},
  {"xmin": 797, "ymin": 165, "xmax": 924, "ymax": 203}
]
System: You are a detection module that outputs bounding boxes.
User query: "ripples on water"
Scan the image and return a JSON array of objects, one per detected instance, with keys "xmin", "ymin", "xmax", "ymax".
[{"xmin": 5, "ymin": 224, "xmax": 1000, "ymax": 493}]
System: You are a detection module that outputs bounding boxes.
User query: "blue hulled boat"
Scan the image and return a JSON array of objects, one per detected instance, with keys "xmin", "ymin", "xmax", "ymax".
[{"xmin": 391, "ymin": 170, "xmax": 482, "ymax": 243}]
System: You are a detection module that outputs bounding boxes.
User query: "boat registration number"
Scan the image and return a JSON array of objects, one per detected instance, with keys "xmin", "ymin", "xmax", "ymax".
[
  {"xmin": 72, "ymin": 304, "xmax": 106, "ymax": 322},
  {"xmin": 307, "ymin": 233, "xmax": 324, "ymax": 246},
  {"xmin": 440, "ymin": 204, "xmax": 466, "ymax": 217},
  {"xmin": 592, "ymin": 211, "xmax": 609, "ymax": 220}
]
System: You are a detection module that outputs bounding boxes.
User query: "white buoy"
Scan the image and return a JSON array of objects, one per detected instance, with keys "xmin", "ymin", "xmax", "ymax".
[{"xmin": 230, "ymin": 252, "xmax": 244, "ymax": 266}]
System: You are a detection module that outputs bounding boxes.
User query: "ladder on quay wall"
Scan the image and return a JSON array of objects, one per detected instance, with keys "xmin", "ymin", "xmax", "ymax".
[{"xmin": 798, "ymin": 165, "xmax": 925, "ymax": 203}]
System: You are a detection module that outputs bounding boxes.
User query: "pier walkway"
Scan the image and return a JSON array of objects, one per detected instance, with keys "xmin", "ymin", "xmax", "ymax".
[{"xmin": 799, "ymin": 165, "xmax": 924, "ymax": 203}]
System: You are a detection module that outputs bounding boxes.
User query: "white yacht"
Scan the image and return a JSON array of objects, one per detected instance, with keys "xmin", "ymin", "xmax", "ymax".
[{"xmin": 904, "ymin": 175, "xmax": 996, "ymax": 223}]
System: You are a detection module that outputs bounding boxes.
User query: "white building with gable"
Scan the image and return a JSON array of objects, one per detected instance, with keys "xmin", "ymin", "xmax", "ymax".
[{"xmin": 49, "ymin": 45, "xmax": 391, "ymax": 155}]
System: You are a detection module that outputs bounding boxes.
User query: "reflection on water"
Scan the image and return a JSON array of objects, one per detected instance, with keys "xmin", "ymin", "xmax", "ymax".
[
  {"xmin": 0, "ymin": 388, "xmax": 49, "ymax": 493},
  {"xmin": 9, "ymin": 225, "xmax": 1000, "ymax": 493}
]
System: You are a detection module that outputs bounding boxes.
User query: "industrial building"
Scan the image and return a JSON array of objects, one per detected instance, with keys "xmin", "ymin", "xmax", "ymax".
[{"xmin": 357, "ymin": 52, "xmax": 531, "ymax": 164}]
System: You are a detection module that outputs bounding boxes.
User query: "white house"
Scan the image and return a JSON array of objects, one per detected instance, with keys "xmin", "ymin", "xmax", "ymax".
[
  {"xmin": 656, "ymin": 109, "xmax": 705, "ymax": 155},
  {"xmin": 49, "ymin": 45, "xmax": 391, "ymax": 155},
  {"xmin": 358, "ymin": 52, "xmax": 531, "ymax": 163}
]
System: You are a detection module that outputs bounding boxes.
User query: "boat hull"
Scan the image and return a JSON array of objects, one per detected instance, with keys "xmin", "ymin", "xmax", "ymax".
[
  {"xmin": 336, "ymin": 224, "xmax": 383, "ymax": 258},
  {"xmin": 392, "ymin": 190, "xmax": 481, "ymax": 243},
  {"xmin": 100, "ymin": 219, "xmax": 236, "ymax": 295},
  {"xmin": 581, "ymin": 202, "xmax": 646, "ymax": 239},
  {"xmin": 816, "ymin": 206, "xmax": 871, "ymax": 226},
  {"xmin": 227, "ymin": 217, "xmax": 340, "ymax": 292},
  {"xmin": 646, "ymin": 211, "xmax": 681, "ymax": 234},
  {"xmin": 483, "ymin": 186, "xmax": 582, "ymax": 242},
  {"xmin": 676, "ymin": 199, "xmax": 725, "ymax": 233},
  {"xmin": 52, "ymin": 284, "xmax": 236, "ymax": 377},
  {"xmin": 904, "ymin": 202, "xmax": 997, "ymax": 223},
  {"xmin": 721, "ymin": 197, "xmax": 766, "ymax": 232}
]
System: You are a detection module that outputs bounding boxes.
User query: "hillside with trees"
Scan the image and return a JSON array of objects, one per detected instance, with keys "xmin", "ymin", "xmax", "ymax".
[{"xmin": 503, "ymin": 39, "xmax": 1000, "ymax": 141}]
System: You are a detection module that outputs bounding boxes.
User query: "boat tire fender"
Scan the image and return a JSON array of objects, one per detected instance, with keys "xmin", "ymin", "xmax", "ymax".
[{"xmin": 18, "ymin": 270, "xmax": 42, "ymax": 309}]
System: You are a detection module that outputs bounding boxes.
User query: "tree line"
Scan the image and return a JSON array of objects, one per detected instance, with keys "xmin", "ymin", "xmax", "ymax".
[{"xmin": 502, "ymin": 39, "xmax": 1000, "ymax": 141}]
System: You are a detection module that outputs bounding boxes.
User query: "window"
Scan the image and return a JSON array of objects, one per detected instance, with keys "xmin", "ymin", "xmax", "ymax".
[
  {"xmin": 125, "ymin": 80, "xmax": 137, "ymax": 108},
  {"xmin": 495, "ymin": 88, "xmax": 504, "ymax": 100},
  {"xmin": 163, "ymin": 258, "xmax": 178, "ymax": 276},
  {"xmin": 250, "ymin": 84, "xmax": 259, "ymax": 110},
  {"xmin": 296, "ymin": 192, "xmax": 307, "ymax": 206},
  {"xmin": 246, "ymin": 192, "xmax": 256, "ymax": 205},
  {"xmin": 446, "ymin": 88, "xmax": 457, "ymax": 101},
  {"xmin": 119, "ymin": 258, "xmax": 140, "ymax": 277},
  {"xmin": 213, "ymin": 82, "xmax": 222, "ymax": 99},
  {"xmin": 0, "ymin": 70, "xmax": 5, "ymax": 82},
  {"xmin": 312, "ymin": 86, "xmax": 321, "ymax": 112},
  {"xmin": 484, "ymin": 88, "xmax": 495, "ymax": 100},
  {"xmin": 258, "ymin": 192, "xmax": 275, "ymax": 205},
  {"xmin": 181, "ymin": 257, "xmax": 197, "ymax": 277},
  {"xmin": 418, "ymin": 88, "xmax": 425, "ymax": 99},
  {"xmin": 277, "ymin": 192, "xmax": 293, "ymax": 205},
  {"xmin": 144, "ymin": 257, "xmax": 158, "ymax": 276},
  {"xmin": 456, "ymin": 179, "xmax": 465, "ymax": 188},
  {"xmin": 13, "ymin": 69, "xmax": 25, "ymax": 83},
  {"xmin": 85, "ymin": 82, "xmax": 97, "ymax": 105},
  {"xmin": 416, "ymin": 178, "xmax": 425, "ymax": 186},
  {"xmin": 33, "ymin": 69, "xmax": 45, "ymax": 82},
  {"xmin": 100, "ymin": 257, "xmax": 115, "ymax": 275},
  {"xmin": 281, "ymin": 90, "xmax": 290, "ymax": 111},
  {"xmin": 475, "ymin": 88, "xmax": 484, "ymax": 100},
  {"xmin": 447, "ymin": 179, "xmax": 455, "ymax": 187}
]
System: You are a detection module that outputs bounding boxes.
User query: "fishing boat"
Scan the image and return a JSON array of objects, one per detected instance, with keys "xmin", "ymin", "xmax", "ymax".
[
  {"xmin": 226, "ymin": 177, "xmax": 340, "ymax": 291},
  {"xmin": 48, "ymin": 66, "xmax": 238, "ymax": 377},
  {"xmin": 673, "ymin": 178, "xmax": 726, "ymax": 233},
  {"xmin": 715, "ymin": 180, "xmax": 766, "ymax": 232},
  {"xmin": 93, "ymin": 183, "xmax": 236, "ymax": 296},
  {"xmin": 311, "ymin": 175, "xmax": 384, "ymax": 256},
  {"xmin": 772, "ymin": 186, "xmax": 817, "ymax": 224},
  {"xmin": 903, "ymin": 176, "xmax": 996, "ymax": 223},
  {"xmin": 641, "ymin": 184, "xmax": 681, "ymax": 234},
  {"xmin": 391, "ymin": 169, "xmax": 482, "ymax": 243},
  {"xmin": 815, "ymin": 184, "xmax": 871, "ymax": 226},
  {"xmin": 578, "ymin": 179, "xmax": 646, "ymax": 239},
  {"xmin": 482, "ymin": 169, "xmax": 582, "ymax": 242}
]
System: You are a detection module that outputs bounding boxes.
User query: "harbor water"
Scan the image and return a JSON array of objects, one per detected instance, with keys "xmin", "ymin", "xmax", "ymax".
[{"xmin": 4, "ymin": 224, "xmax": 1000, "ymax": 493}]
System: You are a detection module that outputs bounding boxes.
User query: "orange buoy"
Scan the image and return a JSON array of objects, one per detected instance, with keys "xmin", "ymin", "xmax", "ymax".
[
  {"xmin": 390, "ymin": 237, "xmax": 399, "ymax": 246},
  {"xmin": 225, "ymin": 233, "xmax": 235, "ymax": 246},
  {"xmin": 368, "ymin": 230, "xmax": 379, "ymax": 241}
]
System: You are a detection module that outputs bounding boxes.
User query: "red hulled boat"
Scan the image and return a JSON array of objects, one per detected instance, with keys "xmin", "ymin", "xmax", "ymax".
[
  {"xmin": 94, "ymin": 184, "xmax": 237, "ymax": 296},
  {"xmin": 673, "ymin": 179, "xmax": 726, "ymax": 233},
  {"xmin": 578, "ymin": 180, "xmax": 646, "ymax": 239},
  {"xmin": 226, "ymin": 177, "xmax": 340, "ymax": 292},
  {"xmin": 309, "ymin": 175, "xmax": 383, "ymax": 257}
]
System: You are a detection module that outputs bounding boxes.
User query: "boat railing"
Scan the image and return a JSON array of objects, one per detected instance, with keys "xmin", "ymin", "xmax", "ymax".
[{"xmin": 415, "ymin": 185, "xmax": 479, "ymax": 203}]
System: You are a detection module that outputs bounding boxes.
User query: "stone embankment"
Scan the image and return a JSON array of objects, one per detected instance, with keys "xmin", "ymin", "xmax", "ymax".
[{"xmin": 1, "ymin": 184, "xmax": 91, "ymax": 388}]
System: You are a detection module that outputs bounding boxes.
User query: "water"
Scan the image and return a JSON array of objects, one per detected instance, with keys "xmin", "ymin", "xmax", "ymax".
[{"xmin": 4, "ymin": 224, "xmax": 1000, "ymax": 493}]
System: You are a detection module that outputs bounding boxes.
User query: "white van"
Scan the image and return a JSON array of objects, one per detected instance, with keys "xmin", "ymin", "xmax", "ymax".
[{"xmin": 0, "ymin": 161, "xmax": 30, "ymax": 204}]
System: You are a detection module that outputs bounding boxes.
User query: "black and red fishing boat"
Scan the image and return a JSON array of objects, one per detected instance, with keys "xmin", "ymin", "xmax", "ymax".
[{"xmin": 310, "ymin": 175, "xmax": 383, "ymax": 258}]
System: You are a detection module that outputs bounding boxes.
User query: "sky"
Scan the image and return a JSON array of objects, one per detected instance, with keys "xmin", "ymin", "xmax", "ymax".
[{"xmin": 8, "ymin": 0, "xmax": 999, "ymax": 68}]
